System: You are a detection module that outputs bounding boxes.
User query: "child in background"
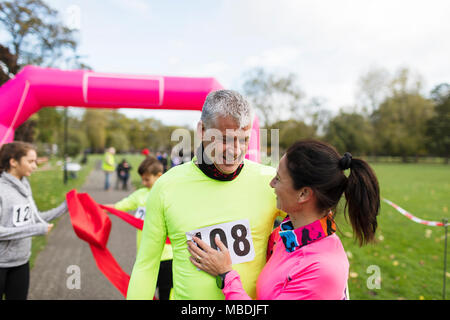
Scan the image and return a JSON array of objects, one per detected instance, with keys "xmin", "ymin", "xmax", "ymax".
[{"xmin": 113, "ymin": 156, "xmax": 173, "ymax": 300}]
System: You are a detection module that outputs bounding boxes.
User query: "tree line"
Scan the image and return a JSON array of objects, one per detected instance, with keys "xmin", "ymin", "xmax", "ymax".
[
  {"xmin": 1, "ymin": 0, "xmax": 448, "ymax": 162},
  {"xmin": 242, "ymin": 67, "xmax": 449, "ymax": 163}
]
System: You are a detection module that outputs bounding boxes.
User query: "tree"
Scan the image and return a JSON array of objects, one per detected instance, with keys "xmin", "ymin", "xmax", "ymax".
[
  {"xmin": 106, "ymin": 130, "xmax": 130, "ymax": 153},
  {"xmin": 0, "ymin": 0, "xmax": 87, "ymax": 142},
  {"xmin": 0, "ymin": 0, "xmax": 80, "ymax": 80},
  {"xmin": 34, "ymin": 107, "xmax": 63, "ymax": 143},
  {"xmin": 66, "ymin": 129, "xmax": 87, "ymax": 157},
  {"xmin": 426, "ymin": 83, "xmax": 450, "ymax": 163},
  {"xmin": 83, "ymin": 109, "xmax": 107, "ymax": 152},
  {"xmin": 355, "ymin": 66, "xmax": 391, "ymax": 116},
  {"xmin": 241, "ymin": 68, "xmax": 304, "ymax": 127},
  {"xmin": 0, "ymin": 43, "xmax": 19, "ymax": 83},
  {"xmin": 371, "ymin": 69, "xmax": 433, "ymax": 160},
  {"xmin": 272, "ymin": 119, "xmax": 317, "ymax": 152},
  {"xmin": 324, "ymin": 111, "xmax": 374, "ymax": 156}
]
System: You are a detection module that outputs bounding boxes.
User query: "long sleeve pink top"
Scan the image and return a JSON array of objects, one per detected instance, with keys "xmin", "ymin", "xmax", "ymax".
[{"xmin": 222, "ymin": 214, "xmax": 349, "ymax": 300}]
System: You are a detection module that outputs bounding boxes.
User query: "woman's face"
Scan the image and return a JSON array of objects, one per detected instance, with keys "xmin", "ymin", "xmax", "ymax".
[
  {"xmin": 9, "ymin": 149, "xmax": 38, "ymax": 178},
  {"xmin": 269, "ymin": 155, "xmax": 301, "ymax": 214}
]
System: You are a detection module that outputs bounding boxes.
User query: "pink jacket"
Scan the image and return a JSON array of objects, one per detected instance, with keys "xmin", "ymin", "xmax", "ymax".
[{"xmin": 223, "ymin": 214, "xmax": 349, "ymax": 300}]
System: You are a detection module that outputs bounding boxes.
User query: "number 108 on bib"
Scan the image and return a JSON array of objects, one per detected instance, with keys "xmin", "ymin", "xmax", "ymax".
[{"xmin": 186, "ymin": 219, "xmax": 255, "ymax": 265}]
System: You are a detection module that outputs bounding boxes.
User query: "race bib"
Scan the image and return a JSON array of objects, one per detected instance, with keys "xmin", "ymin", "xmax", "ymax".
[
  {"xmin": 12, "ymin": 204, "xmax": 32, "ymax": 227},
  {"xmin": 186, "ymin": 219, "xmax": 255, "ymax": 265},
  {"xmin": 134, "ymin": 207, "xmax": 146, "ymax": 220}
]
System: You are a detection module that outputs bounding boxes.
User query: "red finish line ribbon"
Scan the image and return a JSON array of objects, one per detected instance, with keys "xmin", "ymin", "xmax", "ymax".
[
  {"xmin": 66, "ymin": 189, "xmax": 168, "ymax": 298},
  {"xmin": 100, "ymin": 203, "xmax": 170, "ymax": 245},
  {"xmin": 382, "ymin": 198, "xmax": 448, "ymax": 227}
]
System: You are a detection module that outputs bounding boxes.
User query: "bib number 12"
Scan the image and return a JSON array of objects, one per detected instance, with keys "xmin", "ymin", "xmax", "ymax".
[{"xmin": 12, "ymin": 204, "xmax": 32, "ymax": 227}]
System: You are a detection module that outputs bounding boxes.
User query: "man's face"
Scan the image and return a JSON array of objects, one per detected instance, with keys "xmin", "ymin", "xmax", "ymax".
[{"xmin": 200, "ymin": 115, "xmax": 251, "ymax": 174}]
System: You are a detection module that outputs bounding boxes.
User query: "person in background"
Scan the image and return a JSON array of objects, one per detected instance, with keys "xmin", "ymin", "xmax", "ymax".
[
  {"xmin": 187, "ymin": 139, "xmax": 380, "ymax": 300},
  {"xmin": 81, "ymin": 149, "xmax": 88, "ymax": 165},
  {"xmin": 162, "ymin": 153, "xmax": 168, "ymax": 171},
  {"xmin": 115, "ymin": 159, "xmax": 132, "ymax": 191},
  {"xmin": 0, "ymin": 141, "xmax": 68, "ymax": 300},
  {"xmin": 170, "ymin": 149, "xmax": 182, "ymax": 167},
  {"xmin": 102, "ymin": 147, "xmax": 116, "ymax": 191},
  {"xmin": 182, "ymin": 149, "xmax": 192, "ymax": 164},
  {"xmin": 141, "ymin": 149, "xmax": 150, "ymax": 157},
  {"xmin": 112, "ymin": 156, "xmax": 173, "ymax": 300}
]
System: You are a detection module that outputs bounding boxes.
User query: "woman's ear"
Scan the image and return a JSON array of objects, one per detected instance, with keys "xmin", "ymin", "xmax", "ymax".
[
  {"xmin": 297, "ymin": 187, "xmax": 313, "ymax": 204},
  {"xmin": 9, "ymin": 158, "xmax": 18, "ymax": 169}
]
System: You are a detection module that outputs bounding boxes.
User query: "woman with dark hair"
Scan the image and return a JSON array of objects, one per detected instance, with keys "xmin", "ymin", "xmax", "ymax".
[
  {"xmin": 0, "ymin": 141, "xmax": 68, "ymax": 300},
  {"xmin": 187, "ymin": 139, "xmax": 380, "ymax": 300}
]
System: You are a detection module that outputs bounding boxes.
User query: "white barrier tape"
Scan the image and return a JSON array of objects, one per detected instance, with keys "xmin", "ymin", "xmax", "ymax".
[{"xmin": 382, "ymin": 198, "xmax": 448, "ymax": 227}]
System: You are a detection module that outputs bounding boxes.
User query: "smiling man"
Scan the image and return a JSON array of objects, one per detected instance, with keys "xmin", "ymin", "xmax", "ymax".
[{"xmin": 127, "ymin": 90, "xmax": 281, "ymax": 300}]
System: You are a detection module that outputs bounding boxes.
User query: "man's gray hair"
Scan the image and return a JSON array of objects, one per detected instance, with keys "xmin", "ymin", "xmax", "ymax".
[{"xmin": 200, "ymin": 90, "xmax": 254, "ymax": 129}]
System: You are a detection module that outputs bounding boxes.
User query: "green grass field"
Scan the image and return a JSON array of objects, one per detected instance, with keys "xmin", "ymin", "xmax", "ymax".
[
  {"xmin": 28, "ymin": 155, "xmax": 449, "ymax": 300},
  {"xmin": 335, "ymin": 163, "xmax": 449, "ymax": 300}
]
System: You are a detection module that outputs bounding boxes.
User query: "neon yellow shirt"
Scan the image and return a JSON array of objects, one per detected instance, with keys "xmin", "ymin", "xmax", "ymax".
[
  {"xmin": 102, "ymin": 152, "xmax": 115, "ymax": 172},
  {"xmin": 114, "ymin": 187, "xmax": 173, "ymax": 261},
  {"xmin": 127, "ymin": 159, "xmax": 281, "ymax": 300}
]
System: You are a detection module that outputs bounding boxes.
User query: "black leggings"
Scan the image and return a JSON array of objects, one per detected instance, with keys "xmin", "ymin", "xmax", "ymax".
[
  {"xmin": 156, "ymin": 260, "xmax": 173, "ymax": 300},
  {"xmin": 0, "ymin": 262, "xmax": 30, "ymax": 300}
]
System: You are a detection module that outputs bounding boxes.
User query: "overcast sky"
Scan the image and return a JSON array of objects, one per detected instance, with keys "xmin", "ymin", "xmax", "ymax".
[{"xmin": 41, "ymin": 0, "xmax": 450, "ymax": 128}]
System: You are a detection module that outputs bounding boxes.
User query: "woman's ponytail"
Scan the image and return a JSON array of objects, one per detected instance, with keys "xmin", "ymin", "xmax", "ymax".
[
  {"xmin": 344, "ymin": 158, "xmax": 380, "ymax": 246},
  {"xmin": 285, "ymin": 140, "xmax": 380, "ymax": 247}
]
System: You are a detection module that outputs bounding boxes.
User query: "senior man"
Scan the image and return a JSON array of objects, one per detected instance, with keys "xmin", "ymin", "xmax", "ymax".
[{"xmin": 127, "ymin": 90, "xmax": 281, "ymax": 300}]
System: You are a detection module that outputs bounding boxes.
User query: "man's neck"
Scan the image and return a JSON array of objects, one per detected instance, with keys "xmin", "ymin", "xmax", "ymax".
[{"xmin": 195, "ymin": 144, "xmax": 244, "ymax": 181}]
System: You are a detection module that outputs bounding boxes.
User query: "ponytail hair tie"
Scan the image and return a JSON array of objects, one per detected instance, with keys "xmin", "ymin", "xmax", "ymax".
[{"xmin": 339, "ymin": 152, "xmax": 352, "ymax": 170}]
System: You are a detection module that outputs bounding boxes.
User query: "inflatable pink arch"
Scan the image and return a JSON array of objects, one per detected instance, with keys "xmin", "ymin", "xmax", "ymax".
[{"xmin": 0, "ymin": 66, "xmax": 260, "ymax": 161}]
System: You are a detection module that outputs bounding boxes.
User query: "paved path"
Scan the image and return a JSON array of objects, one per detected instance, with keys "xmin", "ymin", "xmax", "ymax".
[{"xmin": 28, "ymin": 162, "xmax": 137, "ymax": 300}]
